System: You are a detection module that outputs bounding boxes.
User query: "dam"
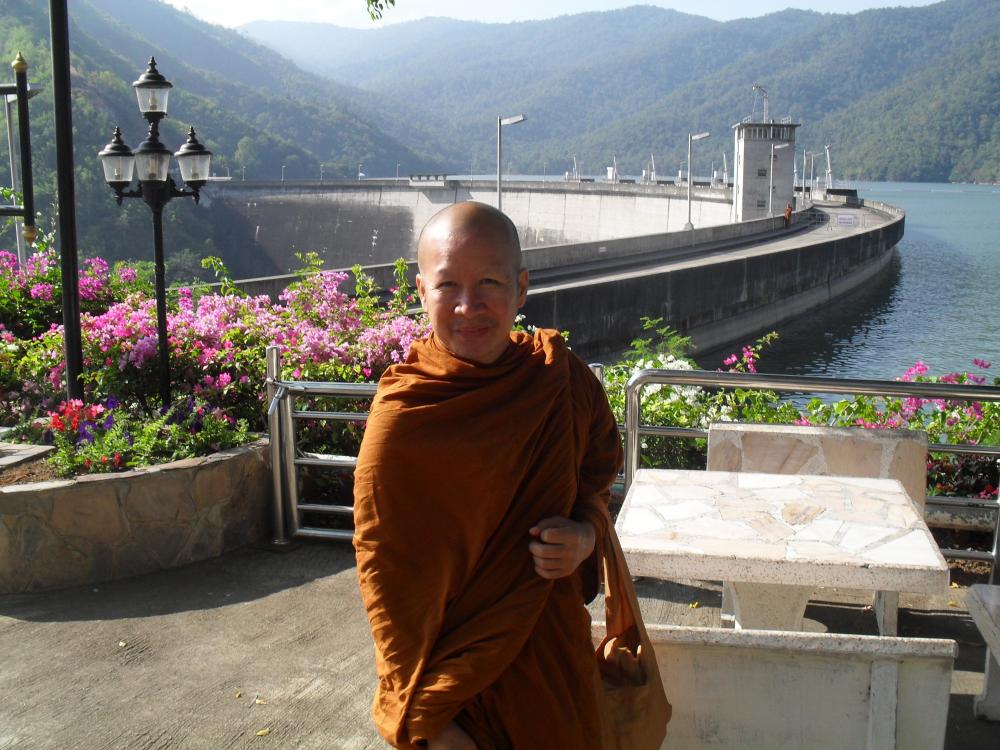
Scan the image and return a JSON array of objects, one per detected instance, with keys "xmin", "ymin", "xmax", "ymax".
[{"xmin": 205, "ymin": 176, "xmax": 903, "ymax": 360}]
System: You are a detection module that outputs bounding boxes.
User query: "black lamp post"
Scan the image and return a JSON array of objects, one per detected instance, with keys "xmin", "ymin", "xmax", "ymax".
[{"xmin": 98, "ymin": 58, "xmax": 211, "ymax": 407}]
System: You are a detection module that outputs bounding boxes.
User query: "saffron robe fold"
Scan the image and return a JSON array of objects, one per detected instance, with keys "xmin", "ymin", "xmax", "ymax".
[{"xmin": 353, "ymin": 329, "xmax": 623, "ymax": 749}]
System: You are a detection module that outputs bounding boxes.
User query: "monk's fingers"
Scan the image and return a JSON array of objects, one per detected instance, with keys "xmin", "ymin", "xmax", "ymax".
[
  {"xmin": 538, "ymin": 525, "xmax": 580, "ymax": 546},
  {"xmin": 534, "ymin": 562, "xmax": 571, "ymax": 579},
  {"xmin": 529, "ymin": 540, "xmax": 569, "ymax": 558}
]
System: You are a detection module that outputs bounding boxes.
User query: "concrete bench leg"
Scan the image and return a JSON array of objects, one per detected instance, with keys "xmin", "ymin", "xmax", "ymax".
[
  {"xmin": 874, "ymin": 590, "xmax": 899, "ymax": 636},
  {"xmin": 720, "ymin": 581, "xmax": 735, "ymax": 628},
  {"xmin": 975, "ymin": 649, "xmax": 1000, "ymax": 721},
  {"xmin": 729, "ymin": 582, "xmax": 813, "ymax": 631}
]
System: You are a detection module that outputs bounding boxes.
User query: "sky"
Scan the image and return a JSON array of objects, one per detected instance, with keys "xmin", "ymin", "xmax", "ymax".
[{"xmin": 162, "ymin": 0, "xmax": 942, "ymax": 29}]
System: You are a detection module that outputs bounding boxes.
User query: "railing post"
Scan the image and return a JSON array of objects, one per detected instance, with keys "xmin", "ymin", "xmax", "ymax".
[
  {"xmin": 624, "ymin": 371, "xmax": 646, "ymax": 491},
  {"xmin": 266, "ymin": 345, "xmax": 290, "ymax": 547},
  {"xmin": 992, "ymin": 458, "xmax": 999, "ymax": 586},
  {"xmin": 281, "ymin": 384, "xmax": 301, "ymax": 537}
]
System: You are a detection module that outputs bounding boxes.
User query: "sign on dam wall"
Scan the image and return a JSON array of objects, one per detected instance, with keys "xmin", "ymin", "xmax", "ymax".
[{"xmin": 203, "ymin": 179, "xmax": 733, "ymax": 277}]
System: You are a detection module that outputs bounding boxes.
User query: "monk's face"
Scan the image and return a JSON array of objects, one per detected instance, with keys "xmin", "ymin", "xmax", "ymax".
[{"xmin": 416, "ymin": 221, "xmax": 529, "ymax": 365}]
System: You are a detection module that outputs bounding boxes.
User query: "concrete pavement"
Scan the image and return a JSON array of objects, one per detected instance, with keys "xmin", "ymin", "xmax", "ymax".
[{"xmin": 1, "ymin": 540, "xmax": 996, "ymax": 748}]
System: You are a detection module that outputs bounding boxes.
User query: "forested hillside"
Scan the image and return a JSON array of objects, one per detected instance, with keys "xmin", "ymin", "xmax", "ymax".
[
  {"xmin": 0, "ymin": 0, "xmax": 436, "ymax": 266},
  {"xmin": 243, "ymin": 0, "xmax": 1000, "ymax": 183}
]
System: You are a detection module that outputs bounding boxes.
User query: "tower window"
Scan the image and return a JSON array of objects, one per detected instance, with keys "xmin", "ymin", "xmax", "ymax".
[{"xmin": 757, "ymin": 168, "xmax": 768, "ymax": 178}]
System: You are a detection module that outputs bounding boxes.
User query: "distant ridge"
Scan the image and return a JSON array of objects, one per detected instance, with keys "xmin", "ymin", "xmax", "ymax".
[{"xmin": 243, "ymin": 0, "xmax": 1000, "ymax": 183}]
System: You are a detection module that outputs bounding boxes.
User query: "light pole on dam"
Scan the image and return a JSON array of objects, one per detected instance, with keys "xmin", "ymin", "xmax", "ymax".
[
  {"xmin": 684, "ymin": 131, "xmax": 710, "ymax": 230},
  {"xmin": 497, "ymin": 113, "xmax": 526, "ymax": 212}
]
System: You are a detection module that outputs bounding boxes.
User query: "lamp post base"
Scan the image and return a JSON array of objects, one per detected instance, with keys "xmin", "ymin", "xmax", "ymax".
[{"xmin": 683, "ymin": 221, "xmax": 694, "ymax": 231}]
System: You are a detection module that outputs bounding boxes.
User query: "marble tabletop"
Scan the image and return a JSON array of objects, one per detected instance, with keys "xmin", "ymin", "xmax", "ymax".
[{"xmin": 616, "ymin": 469, "xmax": 949, "ymax": 594}]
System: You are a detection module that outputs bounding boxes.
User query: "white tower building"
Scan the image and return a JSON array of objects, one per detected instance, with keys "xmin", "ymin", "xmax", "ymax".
[{"xmin": 732, "ymin": 119, "xmax": 799, "ymax": 222}]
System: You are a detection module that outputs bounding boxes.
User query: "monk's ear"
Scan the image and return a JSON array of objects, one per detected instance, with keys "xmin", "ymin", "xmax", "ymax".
[
  {"xmin": 516, "ymin": 268, "xmax": 529, "ymax": 308},
  {"xmin": 415, "ymin": 273, "xmax": 428, "ymax": 310}
]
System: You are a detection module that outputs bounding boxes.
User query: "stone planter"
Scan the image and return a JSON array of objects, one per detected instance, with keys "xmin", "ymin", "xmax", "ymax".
[{"xmin": 0, "ymin": 439, "xmax": 271, "ymax": 593}]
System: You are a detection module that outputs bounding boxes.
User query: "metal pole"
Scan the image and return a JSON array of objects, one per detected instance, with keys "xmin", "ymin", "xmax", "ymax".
[
  {"xmin": 685, "ymin": 133, "xmax": 693, "ymax": 229},
  {"xmin": 768, "ymin": 143, "xmax": 775, "ymax": 216},
  {"xmin": 151, "ymin": 203, "xmax": 171, "ymax": 406},
  {"xmin": 496, "ymin": 115, "xmax": 502, "ymax": 211},
  {"xmin": 280, "ymin": 390, "xmax": 301, "ymax": 537},
  {"xmin": 3, "ymin": 96, "xmax": 23, "ymax": 265},
  {"xmin": 802, "ymin": 148, "xmax": 807, "ymax": 205},
  {"xmin": 625, "ymin": 380, "xmax": 642, "ymax": 490},
  {"xmin": 265, "ymin": 345, "xmax": 289, "ymax": 547},
  {"xmin": 14, "ymin": 55, "xmax": 36, "ymax": 259},
  {"xmin": 48, "ymin": 0, "xmax": 84, "ymax": 401}
]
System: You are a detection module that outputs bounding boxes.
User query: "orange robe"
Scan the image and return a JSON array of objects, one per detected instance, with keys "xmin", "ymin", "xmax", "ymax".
[{"xmin": 353, "ymin": 329, "xmax": 623, "ymax": 749}]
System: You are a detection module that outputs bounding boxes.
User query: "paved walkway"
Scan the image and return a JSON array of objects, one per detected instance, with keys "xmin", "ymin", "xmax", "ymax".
[{"xmin": 0, "ymin": 540, "xmax": 996, "ymax": 748}]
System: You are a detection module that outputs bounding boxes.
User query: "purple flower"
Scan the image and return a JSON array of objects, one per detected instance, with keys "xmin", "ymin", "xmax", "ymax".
[
  {"xmin": 972, "ymin": 358, "xmax": 991, "ymax": 369},
  {"xmin": 29, "ymin": 283, "xmax": 54, "ymax": 301}
]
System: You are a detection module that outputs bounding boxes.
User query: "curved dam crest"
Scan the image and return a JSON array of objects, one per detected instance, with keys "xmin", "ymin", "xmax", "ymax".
[{"xmin": 205, "ymin": 180, "xmax": 903, "ymax": 359}]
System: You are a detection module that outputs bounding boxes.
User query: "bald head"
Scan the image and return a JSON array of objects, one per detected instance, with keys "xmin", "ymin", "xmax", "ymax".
[{"xmin": 417, "ymin": 201, "xmax": 522, "ymax": 276}]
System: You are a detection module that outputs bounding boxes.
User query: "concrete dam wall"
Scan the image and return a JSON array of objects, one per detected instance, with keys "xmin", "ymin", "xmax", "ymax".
[
  {"xmin": 521, "ymin": 203, "xmax": 905, "ymax": 358},
  {"xmin": 204, "ymin": 179, "xmax": 733, "ymax": 277}
]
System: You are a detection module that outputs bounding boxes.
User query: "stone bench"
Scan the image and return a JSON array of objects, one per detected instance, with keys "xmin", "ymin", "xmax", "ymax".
[
  {"xmin": 707, "ymin": 423, "xmax": 928, "ymax": 634},
  {"xmin": 594, "ymin": 622, "xmax": 956, "ymax": 749},
  {"xmin": 966, "ymin": 584, "xmax": 1000, "ymax": 720}
]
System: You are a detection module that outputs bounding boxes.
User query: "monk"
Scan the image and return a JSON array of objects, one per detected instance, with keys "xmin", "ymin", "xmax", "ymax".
[{"xmin": 353, "ymin": 201, "xmax": 623, "ymax": 749}]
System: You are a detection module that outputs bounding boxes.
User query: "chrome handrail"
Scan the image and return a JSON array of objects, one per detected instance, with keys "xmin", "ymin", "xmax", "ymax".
[{"xmin": 624, "ymin": 368, "xmax": 1000, "ymax": 488}]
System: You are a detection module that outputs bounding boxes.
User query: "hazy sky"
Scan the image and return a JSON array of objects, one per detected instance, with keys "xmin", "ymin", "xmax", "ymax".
[{"xmin": 162, "ymin": 0, "xmax": 942, "ymax": 29}]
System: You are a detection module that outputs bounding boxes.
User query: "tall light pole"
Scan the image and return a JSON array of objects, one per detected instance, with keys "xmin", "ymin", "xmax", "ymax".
[
  {"xmin": 684, "ymin": 131, "xmax": 709, "ymax": 230},
  {"xmin": 3, "ymin": 67, "xmax": 40, "ymax": 266},
  {"xmin": 824, "ymin": 144, "xmax": 833, "ymax": 189},
  {"xmin": 768, "ymin": 142, "xmax": 789, "ymax": 216},
  {"xmin": 98, "ymin": 58, "xmax": 211, "ymax": 407},
  {"xmin": 281, "ymin": 164, "xmax": 285, "ymax": 182},
  {"xmin": 496, "ymin": 113, "xmax": 526, "ymax": 212}
]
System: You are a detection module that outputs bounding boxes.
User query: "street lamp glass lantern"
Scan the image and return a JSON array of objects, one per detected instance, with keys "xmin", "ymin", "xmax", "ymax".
[
  {"xmin": 134, "ymin": 135, "xmax": 172, "ymax": 183},
  {"xmin": 174, "ymin": 127, "xmax": 212, "ymax": 185},
  {"xmin": 98, "ymin": 126, "xmax": 135, "ymax": 187},
  {"xmin": 132, "ymin": 57, "xmax": 172, "ymax": 117}
]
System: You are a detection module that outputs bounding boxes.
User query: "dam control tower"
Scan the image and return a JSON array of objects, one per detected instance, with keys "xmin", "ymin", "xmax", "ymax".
[{"xmin": 732, "ymin": 118, "xmax": 799, "ymax": 222}]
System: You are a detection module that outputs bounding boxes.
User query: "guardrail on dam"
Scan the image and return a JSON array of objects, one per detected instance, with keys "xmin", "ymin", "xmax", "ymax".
[{"xmin": 208, "ymin": 180, "xmax": 903, "ymax": 359}]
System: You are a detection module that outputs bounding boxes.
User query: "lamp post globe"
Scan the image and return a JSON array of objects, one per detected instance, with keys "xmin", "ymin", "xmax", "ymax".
[
  {"xmin": 98, "ymin": 126, "xmax": 135, "ymax": 194},
  {"xmin": 131, "ymin": 57, "xmax": 172, "ymax": 121}
]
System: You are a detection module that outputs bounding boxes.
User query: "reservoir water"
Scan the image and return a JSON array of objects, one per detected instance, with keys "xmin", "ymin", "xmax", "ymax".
[{"xmin": 697, "ymin": 181, "xmax": 1000, "ymax": 381}]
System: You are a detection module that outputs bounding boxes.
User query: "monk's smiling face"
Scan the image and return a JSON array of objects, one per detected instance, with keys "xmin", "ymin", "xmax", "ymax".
[{"xmin": 416, "ymin": 202, "xmax": 529, "ymax": 365}]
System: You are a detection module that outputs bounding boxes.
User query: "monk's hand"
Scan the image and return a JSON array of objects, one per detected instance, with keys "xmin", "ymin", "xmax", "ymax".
[
  {"xmin": 427, "ymin": 722, "xmax": 477, "ymax": 750},
  {"xmin": 528, "ymin": 517, "xmax": 595, "ymax": 579}
]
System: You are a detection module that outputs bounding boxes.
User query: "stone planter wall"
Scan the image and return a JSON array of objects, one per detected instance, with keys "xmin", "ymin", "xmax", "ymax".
[{"xmin": 0, "ymin": 440, "xmax": 272, "ymax": 593}]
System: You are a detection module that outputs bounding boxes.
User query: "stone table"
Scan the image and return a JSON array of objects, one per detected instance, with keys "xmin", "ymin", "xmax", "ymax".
[{"xmin": 616, "ymin": 469, "xmax": 949, "ymax": 631}]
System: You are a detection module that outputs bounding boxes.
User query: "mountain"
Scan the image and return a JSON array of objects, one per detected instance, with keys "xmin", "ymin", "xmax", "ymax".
[
  {"xmin": 241, "ymin": 0, "xmax": 1000, "ymax": 182},
  {"xmin": 0, "ymin": 0, "xmax": 439, "ymax": 270}
]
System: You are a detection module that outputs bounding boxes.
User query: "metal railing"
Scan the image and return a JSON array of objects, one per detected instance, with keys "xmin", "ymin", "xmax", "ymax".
[
  {"xmin": 266, "ymin": 346, "xmax": 376, "ymax": 544},
  {"xmin": 624, "ymin": 369, "xmax": 1000, "ymax": 581},
  {"xmin": 265, "ymin": 347, "xmax": 999, "ymax": 580}
]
